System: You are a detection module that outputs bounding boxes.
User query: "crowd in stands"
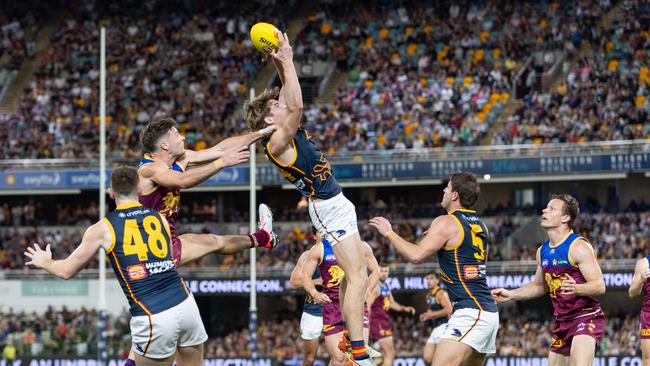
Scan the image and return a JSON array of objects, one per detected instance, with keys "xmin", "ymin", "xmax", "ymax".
[
  {"xmin": 1, "ymin": 195, "xmax": 648, "ymax": 269},
  {"xmin": 1, "ymin": 0, "xmax": 289, "ymax": 159},
  {"xmin": 495, "ymin": 0, "xmax": 650, "ymax": 144},
  {"xmin": 2, "ymin": 0, "xmax": 642, "ymax": 160},
  {"xmin": 0, "ymin": 2, "xmax": 48, "ymax": 71},
  {"xmin": 1, "ymin": 306, "xmax": 641, "ymax": 359}
]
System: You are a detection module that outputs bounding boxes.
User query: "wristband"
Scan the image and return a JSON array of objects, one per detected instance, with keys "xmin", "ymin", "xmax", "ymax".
[{"xmin": 385, "ymin": 230, "xmax": 398, "ymax": 239}]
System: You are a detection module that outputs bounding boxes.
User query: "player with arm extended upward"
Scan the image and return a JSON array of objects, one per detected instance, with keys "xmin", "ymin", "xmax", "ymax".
[{"xmin": 244, "ymin": 31, "xmax": 372, "ymax": 365}]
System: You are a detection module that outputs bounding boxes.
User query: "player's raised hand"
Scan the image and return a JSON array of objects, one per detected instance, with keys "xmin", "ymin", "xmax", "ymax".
[
  {"xmin": 24, "ymin": 243, "xmax": 52, "ymax": 269},
  {"xmin": 369, "ymin": 216, "xmax": 393, "ymax": 237},
  {"xmin": 257, "ymin": 124, "xmax": 278, "ymax": 138},
  {"xmin": 404, "ymin": 306, "xmax": 416, "ymax": 315},
  {"xmin": 271, "ymin": 32, "xmax": 293, "ymax": 64},
  {"xmin": 560, "ymin": 274, "xmax": 578, "ymax": 295},
  {"xmin": 491, "ymin": 288, "xmax": 514, "ymax": 303},
  {"xmin": 312, "ymin": 291, "xmax": 332, "ymax": 305},
  {"xmin": 221, "ymin": 145, "xmax": 251, "ymax": 167}
]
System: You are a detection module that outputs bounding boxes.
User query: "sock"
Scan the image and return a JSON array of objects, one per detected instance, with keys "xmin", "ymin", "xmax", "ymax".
[
  {"xmin": 249, "ymin": 230, "xmax": 270, "ymax": 248},
  {"xmin": 124, "ymin": 359, "xmax": 135, "ymax": 366},
  {"xmin": 350, "ymin": 340, "xmax": 369, "ymax": 360}
]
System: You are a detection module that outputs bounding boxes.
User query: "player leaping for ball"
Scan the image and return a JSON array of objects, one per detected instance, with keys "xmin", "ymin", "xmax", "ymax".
[
  {"xmin": 138, "ymin": 117, "xmax": 278, "ymax": 268},
  {"xmin": 243, "ymin": 32, "xmax": 372, "ymax": 365}
]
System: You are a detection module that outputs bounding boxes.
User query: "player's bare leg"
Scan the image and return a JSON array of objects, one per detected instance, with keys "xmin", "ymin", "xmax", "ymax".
[
  {"xmin": 378, "ymin": 337, "xmax": 395, "ymax": 366},
  {"xmin": 568, "ymin": 335, "xmax": 596, "ymax": 366},
  {"xmin": 642, "ymin": 339, "xmax": 650, "ymax": 366},
  {"xmin": 547, "ymin": 351, "xmax": 570, "ymax": 366},
  {"xmin": 177, "ymin": 203, "xmax": 276, "ymax": 265},
  {"xmin": 133, "ymin": 353, "xmax": 174, "ymax": 366},
  {"xmin": 331, "ymin": 234, "xmax": 369, "ymax": 353},
  {"xmin": 302, "ymin": 338, "xmax": 319, "ymax": 366},
  {"xmin": 175, "ymin": 343, "xmax": 204, "ymax": 366},
  {"xmin": 431, "ymin": 339, "xmax": 480, "ymax": 366},
  {"xmin": 423, "ymin": 343, "xmax": 436, "ymax": 365},
  {"xmin": 324, "ymin": 332, "xmax": 347, "ymax": 366},
  {"xmin": 461, "ymin": 351, "xmax": 486, "ymax": 366}
]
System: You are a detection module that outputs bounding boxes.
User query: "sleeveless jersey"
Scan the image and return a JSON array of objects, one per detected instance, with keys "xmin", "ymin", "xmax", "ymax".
[
  {"xmin": 426, "ymin": 286, "xmax": 449, "ymax": 328},
  {"xmin": 103, "ymin": 202, "xmax": 189, "ymax": 316},
  {"xmin": 304, "ymin": 268, "xmax": 323, "ymax": 316},
  {"xmin": 138, "ymin": 154, "xmax": 183, "ymax": 239},
  {"xmin": 437, "ymin": 209, "xmax": 497, "ymax": 312},
  {"xmin": 318, "ymin": 240, "xmax": 345, "ymax": 301},
  {"xmin": 370, "ymin": 283, "xmax": 391, "ymax": 324},
  {"xmin": 263, "ymin": 128, "xmax": 342, "ymax": 199},
  {"xmin": 540, "ymin": 231, "xmax": 602, "ymax": 321},
  {"xmin": 643, "ymin": 256, "xmax": 650, "ymax": 313}
]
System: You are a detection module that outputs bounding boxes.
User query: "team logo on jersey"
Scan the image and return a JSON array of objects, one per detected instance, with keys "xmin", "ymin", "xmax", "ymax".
[
  {"xmin": 127, "ymin": 264, "xmax": 148, "ymax": 281},
  {"xmin": 463, "ymin": 265, "xmax": 479, "ymax": 279},
  {"xmin": 551, "ymin": 337, "xmax": 563, "ymax": 348},
  {"xmin": 542, "ymin": 259, "xmax": 548, "ymax": 268},
  {"xmin": 324, "ymin": 254, "xmax": 336, "ymax": 262},
  {"xmin": 327, "ymin": 265, "xmax": 345, "ymax": 287},
  {"xmin": 335, "ymin": 230, "xmax": 347, "ymax": 238},
  {"xmin": 641, "ymin": 328, "xmax": 650, "ymax": 337}
]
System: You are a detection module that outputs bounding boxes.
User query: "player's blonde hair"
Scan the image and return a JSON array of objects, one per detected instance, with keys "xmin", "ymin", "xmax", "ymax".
[{"xmin": 243, "ymin": 87, "xmax": 280, "ymax": 132}]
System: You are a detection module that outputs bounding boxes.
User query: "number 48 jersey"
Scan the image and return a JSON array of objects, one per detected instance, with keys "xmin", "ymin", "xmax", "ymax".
[
  {"xmin": 103, "ymin": 202, "xmax": 189, "ymax": 316},
  {"xmin": 437, "ymin": 209, "xmax": 497, "ymax": 312}
]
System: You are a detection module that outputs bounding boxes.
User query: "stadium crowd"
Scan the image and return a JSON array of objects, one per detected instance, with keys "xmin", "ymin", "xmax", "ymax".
[
  {"xmin": 1, "ymin": 0, "xmax": 642, "ymax": 160},
  {"xmin": 0, "ymin": 306, "xmax": 641, "ymax": 359},
  {"xmin": 1, "ymin": 204, "xmax": 648, "ymax": 269},
  {"xmin": 1, "ymin": 0, "xmax": 289, "ymax": 159},
  {"xmin": 0, "ymin": 1, "xmax": 47, "ymax": 71}
]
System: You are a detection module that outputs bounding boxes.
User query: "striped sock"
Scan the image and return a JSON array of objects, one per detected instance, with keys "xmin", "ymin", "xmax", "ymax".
[{"xmin": 350, "ymin": 340, "xmax": 369, "ymax": 360}]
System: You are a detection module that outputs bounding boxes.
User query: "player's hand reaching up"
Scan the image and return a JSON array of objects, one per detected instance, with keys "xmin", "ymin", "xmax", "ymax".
[
  {"xmin": 270, "ymin": 32, "xmax": 293, "ymax": 64},
  {"xmin": 24, "ymin": 243, "xmax": 52, "ymax": 269},
  {"xmin": 221, "ymin": 145, "xmax": 251, "ymax": 167},
  {"xmin": 257, "ymin": 125, "xmax": 278, "ymax": 138},
  {"xmin": 369, "ymin": 217, "xmax": 393, "ymax": 237},
  {"xmin": 491, "ymin": 288, "xmax": 514, "ymax": 303}
]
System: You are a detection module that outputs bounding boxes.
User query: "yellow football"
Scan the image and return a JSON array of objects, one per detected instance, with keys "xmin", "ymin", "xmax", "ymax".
[{"xmin": 250, "ymin": 22, "xmax": 280, "ymax": 54}]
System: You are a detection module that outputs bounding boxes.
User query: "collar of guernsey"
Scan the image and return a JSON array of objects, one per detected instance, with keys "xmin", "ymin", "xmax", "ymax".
[{"xmin": 140, "ymin": 154, "xmax": 184, "ymax": 172}]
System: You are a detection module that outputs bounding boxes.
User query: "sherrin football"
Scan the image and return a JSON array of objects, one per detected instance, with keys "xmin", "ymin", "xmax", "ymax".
[{"xmin": 250, "ymin": 22, "xmax": 280, "ymax": 54}]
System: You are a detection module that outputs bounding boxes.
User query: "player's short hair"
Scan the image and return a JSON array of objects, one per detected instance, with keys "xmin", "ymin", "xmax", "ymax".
[
  {"xmin": 449, "ymin": 172, "xmax": 480, "ymax": 209},
  {"xmin": 426, "ymin": 270, "xmax": 438, "ymax": 277},
  {"xmin": 551, "ymin": 193, "xmax": 580, "ymax": 228},
  {"xmin": 140, "ymin": 117, "xmax": 177, "ymax": 153},
  {"xmin": 379, "ymin": 263, "xmax": 390, "ymax": 268},
  {"xmin": 243, "ymin": 87, "xmax": 280, "ymax": 132},
  {"xmin": 111, "ymin": 166, "xmax": 139, "ymax": 196}
]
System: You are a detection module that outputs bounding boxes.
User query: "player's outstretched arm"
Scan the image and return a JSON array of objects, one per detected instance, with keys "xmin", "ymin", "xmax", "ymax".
[
  {"xmin": 388, "ymin": 293, "xmax": 416, "ymax": 314},
  {"xmin": 369, "ymin": 215, "xmax": 454, "ymax": 264},
  {"xmin": 289, "ymin": 251, "xmax": 310, "ymax": 290},
  {"xmin": 24, "ymin": 221, "xmax": 109, "ymax": 279},
  {"xmin": 267, "ymin": 32, "xmax": 303, "ymax": 157},
  {"xmin": 630, "ymin": 258, "xmax": 650, "ymax": 298},
  {"xmin": 141, "ymin": 145, "xmax": 249, "ymax": 189},
  {"xmin": 492, "ymin": 248, "xmax": 547, "ymax": 302},
  {"xmin": 561, "ymin": 239, "xmax": 605, "ymax": 297},
  {"xmin": 185, "ymin": 126, "xmax": 277, "ymax": 166}
]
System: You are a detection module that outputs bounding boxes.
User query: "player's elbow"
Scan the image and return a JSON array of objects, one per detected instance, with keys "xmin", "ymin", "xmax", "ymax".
[
  {"xmin": 595, "ymin": 280, "xmax": 606, "ymax": 296},
  {"xmin": 288, "ymin": 279, "xmax": 302, "ymax": 290},
  {"xmin": 411, "ymin": 251, "xmax": 428, "ymax": 264},
  {"xmin": 629, "ymin": 288, "xmax": 639, "ymax": 299},
  {"xmin": 60, "ymin": 269, "xmax": 74, "ymax": 280}
]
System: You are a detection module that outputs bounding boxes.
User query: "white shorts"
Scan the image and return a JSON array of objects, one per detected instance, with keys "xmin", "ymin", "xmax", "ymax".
[
  {"xmin": 442, "ymin": 308, "xmax": 498, "ymax": 354},
  {"xmin": 300, "ymin": 312, "xmax": 323, "ymax": 340},
  {"xmin": 427, "ymin": 322, "xmax": 448, "ymax": 344},
  {"xmin": 130, "ymin": 295, "xmax": 208, "ymax": 359},
  {"xmin": 309, "ymin": 192, "xmax": 359, "ymax": 245}
]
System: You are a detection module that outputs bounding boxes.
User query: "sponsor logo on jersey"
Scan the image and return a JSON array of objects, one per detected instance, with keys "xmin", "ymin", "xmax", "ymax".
[
  {"xmin": 464, "ymin": 265, "xmax": 479, "ymax": 279},
  {"xmin": 324, "ymin": 254, "xmax": 336, "ymax": 262},
  {"xmin": 127, "ymin": 264, "xmax": 148, "ymax": 281},
  {"xmin": 451, "ymin": 328, "xmax": 462, "ymax": 338},
  {"xmin": 542, "ymin": 259, "xmax": 548, "ymax": 268},
  {"xmin": 552, "ymin": 259, "xmax": 558, "ymax": 266},
  {"xmin": 641, "ymin": 328, "xmax": 650, "ymax": 336}
]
